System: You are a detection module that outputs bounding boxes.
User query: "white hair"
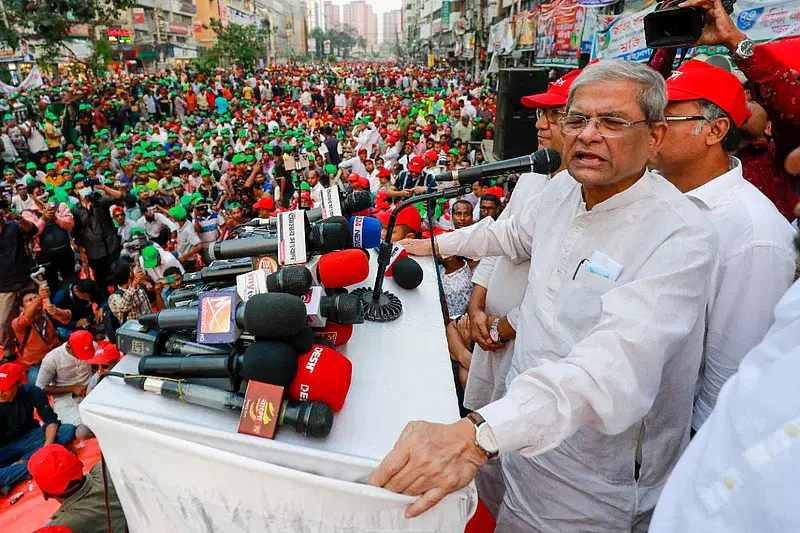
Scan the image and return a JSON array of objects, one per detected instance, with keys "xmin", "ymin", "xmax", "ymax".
[{"xmin": 567, "ymin": 60, "xmax": 667, "ymax": 124}]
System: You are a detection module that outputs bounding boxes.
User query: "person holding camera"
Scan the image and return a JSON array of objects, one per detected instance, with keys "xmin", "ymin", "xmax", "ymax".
[{"xmin": 71, "ymin": 183, "xmax": 123, "ymax": 296}]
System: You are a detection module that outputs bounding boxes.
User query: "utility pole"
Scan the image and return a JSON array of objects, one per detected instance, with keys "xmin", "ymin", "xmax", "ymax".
[{"xmin": 473, "ymin": 0, "xmax": 483, "ymax": 81}]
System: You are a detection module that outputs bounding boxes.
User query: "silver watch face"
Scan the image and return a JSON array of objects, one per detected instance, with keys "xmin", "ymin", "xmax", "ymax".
[
  {"xmin": 489, "ymin": 327, "xmax": 500, "ymax": 343},
  {"xmin": 476, "ymin": 423, "xmax": 499, "ymax": 454}
]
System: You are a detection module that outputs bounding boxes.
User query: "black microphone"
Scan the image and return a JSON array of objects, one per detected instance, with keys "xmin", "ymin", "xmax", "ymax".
[
  {"xmin": 207, "ymin": 217, "xmax": 353, "ymax": 261},
  {"xmin": 245, "ymin": 191, "xmax": 373, "ymax": 228},
  {"xmin": 121, "ymin": 376, "xmax": 334, "ymax": 437},
  {"xmin": 138, "ymin": 293, "xmax": 308, "ymax": 338},
  {"xmin": 392, "ymin": 257, "xmax": 424, "ymax": 290},
  {"xmin": 182, "ymin": 259, "xmax": 261, "ymax": 284},
  {"xmin": 320, "ymin": 293, "xmax": 364, "ymax": 325},
  {"xmin": 138, "ymin": 341, "xmax": 299, "ymax": 386},
  {"xmin": 435, "ymin": 148, "xmax": 561, "ymax": 183}
]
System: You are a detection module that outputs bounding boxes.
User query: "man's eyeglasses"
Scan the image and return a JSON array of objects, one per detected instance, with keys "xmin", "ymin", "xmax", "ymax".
[
  {"xmin": 664, "ymin": 116, "xmax": 706, "ymax": 123},
  {"xmin": 91, "ymin": 363, "xmax": 115, "ymax": 371},
  {"xmin": 113, "ymin": 213, "xmax": 125, "ymax": 218},
  {"xmin": 535, "ymin": 108, "xmax": 565, "ymax": 124},
  {"xmin": 559, "ymin": 115, "xmax": 649, "ymax": 138}
]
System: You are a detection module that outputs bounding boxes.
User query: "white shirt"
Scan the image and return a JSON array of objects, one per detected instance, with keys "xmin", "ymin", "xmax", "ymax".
[
  {"xmin": 338, "ymin": 156, "xmax": 367, "ymax": 177},
  {"xmin": 140, "ymin": 248, "xmax": 184, "ymax": 282},
  {"xmin": 12, "ymin": 194, "xmax": 35, "ymax": 212},
  {"xmin": 176, "ymin": 220, "xmax": 201, "ymax": 259},
  {"xmin": 437, "ymin": 170, "xmax": 717, "ymax": 526},
  {"xmin": 310, "ymin": 182, "xmax": 325, "ymax": 205},
  {"xmin": 135, "ymin": 213, "xmax": 178, "ymax": 239},
  {"xmin": 334, "ymin": 93, "xmax": 347, "ymax": 109},
  {"xmin": 464, "ymin": 172, "xmax": 548, "ymax": 411},
  {"xmin": 684, "ymin": 159, "xmax": 796, "ymax": 429},
  {"xmin": 650, "ymin": 277, "xmax": 800, "ymax": 533},
  {"xmin": 36, "ymin": 342, "xmax": 92, "ymax": 392}
]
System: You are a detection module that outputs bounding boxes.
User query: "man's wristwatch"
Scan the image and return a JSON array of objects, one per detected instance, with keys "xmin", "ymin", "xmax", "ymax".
[
  {"xmin": 489, "ymin": 317, "xmax": 509, "ymax": 344},
  {"xmin": 467, "ymin": 412, "xmax": 499, "ymax": 459},
  {"xmin": 731, "ymin": 38, "xmax": 755, "ymax": 61}
]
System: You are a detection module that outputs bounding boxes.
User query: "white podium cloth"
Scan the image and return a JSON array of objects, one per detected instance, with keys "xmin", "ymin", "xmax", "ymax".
[{"xmin": 80, "ymin": 254, "xmax": 478, "ymax": 533}]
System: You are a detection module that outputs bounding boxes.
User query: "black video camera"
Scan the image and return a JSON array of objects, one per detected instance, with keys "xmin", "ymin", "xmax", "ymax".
[{"xmin": 644, "ymin": 0, "xmax": 736, "ymax": 49}]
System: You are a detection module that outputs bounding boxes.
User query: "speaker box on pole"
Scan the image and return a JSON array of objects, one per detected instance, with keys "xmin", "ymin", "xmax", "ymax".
[{"xmin": 493, "ymin": 68, "xmax": 551, "ymax": 161}]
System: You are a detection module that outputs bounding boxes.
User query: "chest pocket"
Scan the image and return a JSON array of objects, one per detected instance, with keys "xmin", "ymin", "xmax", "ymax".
[{"xmin": 556, "ymin": 272, "xmax": 617, "ymax": 338}]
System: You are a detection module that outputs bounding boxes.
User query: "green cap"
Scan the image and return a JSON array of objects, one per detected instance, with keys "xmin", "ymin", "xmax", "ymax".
[
  {"xmin": 45, "ymin": 112, "xmax": 57, "ymax": 121},
  {"xmin": 299, "ymin": 182, "xmax": 311, "ymax": 191},
  {"xmin": 146, "ymin": 162, "xmax": 157, "ymax": 171},
  {"xmin": 192, "ymin": 162, "xmax": 202, "ymax": 170},
  {"xmin": 26, "ymin": 162, "xmax": 36, "ymax": 170},
  {"xmin": 180, "ymin": 195, "xmax": 194, "ymax": 209},
  {"xmin": 324, "ymin": 164, "xmax": 336, "ymax": 175},
  {"xmin": 3, "ymin": 113, "xmax": 12, "ymax": 121},
  {"xmin": 131, "ymin": 226, "xmax": 146, "ymax": 236},
  {"xmin": 168, "ymin": 205, "xmax": 187, "ymax": 220},
  {"xmin": 46, "ymin": 163, "xmax": 56, "ymax": 171},
  {"xmin": 56, "ymin": 152, "xmax": 65, "ymax": 158},
  {"xmin": 138, "ymin": 166, "xmax": 149, "ymax": 173},
  {"xmin": 59, "ymin": 168, "xmax": 70, "ymax": 174},
  {"xmin": 200, "ymin": 169, "xmax": 211, "ymax": 176},
  {"xmin": 231, "ymin": 154, "xmax": 245, "ymax": 165},
  {"xmin": 63, "ymin": 181, "xmax": 73, "ymax": 190},
  {"xmin": 141, "ymin": 245, "xmax": 159, "ymax": 268}
]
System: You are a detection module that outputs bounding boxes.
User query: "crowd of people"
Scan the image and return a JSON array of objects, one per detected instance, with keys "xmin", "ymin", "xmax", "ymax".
[{"xmin": 0, "ymin": 0, "xmax": 798, "ymax": 530}]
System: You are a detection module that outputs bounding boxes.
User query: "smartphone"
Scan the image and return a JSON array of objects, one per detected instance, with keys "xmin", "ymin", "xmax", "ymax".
[{"xmin": 644, "ymin": 6, "xmax": 705, "ymax": 49}]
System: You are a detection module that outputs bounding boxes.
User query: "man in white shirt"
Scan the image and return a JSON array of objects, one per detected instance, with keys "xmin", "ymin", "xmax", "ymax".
[
  {"xmin": 338, "ymin": 147, "xmax": 368, "ymax": 178},
  {"xmin": 139, "ymin": 244, "xmax": 184, "ymax": 284},
  {"xmin": 168, "ymin": 205, "xmax": 202, "ymax": 273},
  {"xmin": 650, "ymin": 60, "xmax": 796, "ymax": 430},
  {"xmin": 35, "ymin": 330, "xmax": 94, "ymax": 438},
  {"xmin": 369, "ymin": 60, "xmax": 717, "ymax": 531},
  {"xmin": 463, "ymin": 68, "xmax": 575, "ymax": 517},
  {"xmin": 12, "ymin": 183, "xmax": 35, "ymax": 212},
  {"xmin": 135, "ymin": 206, "xmax": 178, "ymax": 246}
]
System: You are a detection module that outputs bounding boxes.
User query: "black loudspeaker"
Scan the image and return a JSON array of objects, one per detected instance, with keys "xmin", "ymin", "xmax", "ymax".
[{"xmin": 494, "ymin": 68, "xmax": 550, "ymax": 160}]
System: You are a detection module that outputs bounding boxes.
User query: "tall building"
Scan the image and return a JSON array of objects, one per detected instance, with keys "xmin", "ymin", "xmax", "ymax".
[
  {"xmin": 324, "ymin": 0, "xmax": 340, "ymax": 31},
  {"xmin": 307, "ymin": 0, "xmax": 325, "ymax": 30},
  {"xmin": 340, "ymin": 0, "xmax": 375, "ymax": 52},
  {"xmin": 131, "ymin": 0, "xmax": 199, "ymax": 69},
  {"xmin": 382, "ymin": 8, "xmax": 401, "ymax": 44}
]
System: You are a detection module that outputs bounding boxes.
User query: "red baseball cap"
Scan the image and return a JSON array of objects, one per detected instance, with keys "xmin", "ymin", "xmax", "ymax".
[
  {"xmin": 0, "ymin": 362, "xmax": 23, "ymax": 391},
  {"xmin": 253, "ymin": 196, "xmax": 276, "ymax": 211},
  {"xmin": 376, "ymin": 167, "xmax": 391, "ymax": 178},
  {"xmin": 300, "ymin": 190, "xmax": 311, "ymax": 200},
  {"xmin": 28, "ymin": 444, "xmax": 84, "ymax": 496},
  {"xmin": 355, "ymin": 176, "xmax": 370, "ymax": 189},
  {"xmin": 376, "ymin": 207, "xmax": 422, "ymax": 233},
  {"xmin": 357, "ymin": 147, "xmax": 367, "ymax": 154},
  {"xmin": 68, "ymin": 330, "xmax": 96, "ymax": 361},
  {"xmin": 485, "ymin": 186, "xmax": 505, "ymax": 198},
  {"xmin": 666, "ymin": 60, "xmax": 751, "ymax": 127},
  {"xmin": 521, "ymin": 68, "xmax": 582, "ymax": 108},
  {"xmin": 347, "ymin": 172, "xmax": 361, "ymax": 183},
  {"xmin": 110, "ymin": 205, "xmax": 124, "ymax": 215},
  {"xmin": 407, "ymin": 156, "xmax": 425, "ymax": 173},
  {"xmin": 88, "ymin": 344, "xmax": 122, "ymax": 365},
  {"xmin": 424, "ymin": 149, "xmax": 438, "ymax": 162}
]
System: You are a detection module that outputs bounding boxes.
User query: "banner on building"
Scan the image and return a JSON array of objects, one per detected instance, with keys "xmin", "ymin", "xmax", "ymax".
[
  {"xmin": 581, "ymin": 8, "xmax": 617, "ymax": 54},
  {"xmin": 442, "ymin": 1, "xmax": 451, "ymax": 26},
  {"xmin": 0, "ymin": 66, "xmax": 44, "ymax": 96},
  {"xmin": 488, "ymin": 17, "xmax": 514, "ymax": 53},
  {"xmin": 516, "ymin": 11, "xmax": 538, "ymax": 48},
  {"xmin": 323, "ymin": 39, "xmax": 331, "ymax": 54},
  {"xmin": 133, "ymin": 8, "xmax": 146, "ymax": 28},
  {"xmin": 734, "ymin": 0, "xmax": 800, "ymax": 40},
  {"xmin": 428, "ymin": 53, "xmax": 435, "ymax": 67},
  {"xmin": 535, "ymin": 1, "xmax": 585, "ymax": 60},
  {"xmin": 591, "ymin": 3, "xmax": 656, "ymax": 61}
]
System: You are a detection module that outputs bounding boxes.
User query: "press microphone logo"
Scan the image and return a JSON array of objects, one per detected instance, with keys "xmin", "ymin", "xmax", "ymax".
[
  {"xmin": 352, "ymin": 216, "xmax": 364, "ymax": 248},
  {"xmin": 305, "ymin": 346, "xmax": 324, "ymax": 374},
  {"xmin": 201, "ymin": 295, "xmax": 232, "ymax": 334}
]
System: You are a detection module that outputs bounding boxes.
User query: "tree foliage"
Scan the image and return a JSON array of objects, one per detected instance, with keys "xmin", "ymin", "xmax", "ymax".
[
  {"xmin": 310, "ymin": 25, "xmax": 360, "ymax": 58},
  {"xmin": 193, "ymin": 20, "xmax": 268, "ymax": 73},
  {"xmin": 0, "ymin": 0, "xmax": 134, "ymax": 60}
]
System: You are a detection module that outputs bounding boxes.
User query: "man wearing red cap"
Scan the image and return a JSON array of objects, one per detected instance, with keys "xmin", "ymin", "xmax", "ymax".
[
  {"xmin": 337, "ymin": 146, "xmax": 368, "ymax": 179},
  {"xmin": 387, "ymin": 156, "xmax": 435, "ymax": 202},
  {"xmin": 27, "ymin": 444, "xmax": 126, "ymax": 532},
  {"xmin": 372, "ymin": 61, "xmax": 718, "ymax": 532},
  {"xmin": 35, "ymin": 330, "xmax": 96, "ymax": 438},
  {"xmin": 86, "ymin": 344, "xmax": 122, "ymax": 395},
  {"xmin": 0, "ymin": 362, "xmax": 75, "ymax": 494},
  {"xmin": 375, "ymin": 206, "xmax": 422, "ymax": 242},
  {"xmin": 650, "ymin": 59, "xmax": 796, "ymax": 431}
]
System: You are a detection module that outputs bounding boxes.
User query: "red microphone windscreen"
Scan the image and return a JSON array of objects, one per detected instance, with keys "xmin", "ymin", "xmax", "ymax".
[
  {"xmin": 288, "ymin": 345, "xmax": 352, "ymax": 412},
  {"xmin": 317, "ymin": 249, "xmax": 370, "ymax": 288},
  {"xmin": 312, "ymin": 322, "xmax": 354, "ymax": 346}
]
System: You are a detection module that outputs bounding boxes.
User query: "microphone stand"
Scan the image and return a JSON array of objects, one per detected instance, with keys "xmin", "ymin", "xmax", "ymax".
[{"xmin": 353, "ymin": 184, "xmax": 472, "ymax": 322}]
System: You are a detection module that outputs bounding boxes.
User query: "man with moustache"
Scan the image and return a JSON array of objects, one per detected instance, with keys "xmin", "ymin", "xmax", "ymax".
[{"xmin": 372, "ymin": 61, "xmax": 717, "ymax": 532}]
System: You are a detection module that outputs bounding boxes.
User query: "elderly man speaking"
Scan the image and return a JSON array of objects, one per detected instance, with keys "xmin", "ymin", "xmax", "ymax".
[{"xmin": 369, "ymin": 60, "xmax": 717, "ymax": 532}]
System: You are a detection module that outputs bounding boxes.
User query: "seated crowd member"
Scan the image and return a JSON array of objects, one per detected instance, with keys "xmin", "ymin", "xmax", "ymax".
[
  {"xmin": 12, "ymin": 286, "xmax": 71, "ymax": 384},
  {"xmin": 0, "ymin": 362, "xmax": 76, "ymax": 495}
]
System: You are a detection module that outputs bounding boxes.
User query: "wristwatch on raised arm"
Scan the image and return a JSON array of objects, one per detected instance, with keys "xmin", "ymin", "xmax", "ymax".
[
  {"xmin": 731, "ymin": 38, "xmax": 755, "ymax": 61},
  {"xmin": 467, "ymin": 412, "xmax": 499, "ymax": 460}
]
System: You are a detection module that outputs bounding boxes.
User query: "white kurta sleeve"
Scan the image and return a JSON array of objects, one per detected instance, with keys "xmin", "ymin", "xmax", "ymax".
[
  {"xmin": 479, "ymin": 223, "xmax": 716, "ymax": 455},
  {"xmin": 436, "ymin": 194, "xmax": 541, "ymax": 263},
  {"xmin": 471, "ymin": 256, "xmax": 497, "ymax": 288},
  {"xmin": 692, "ymin": 242, "xmax": 796, "ymax": 428}
]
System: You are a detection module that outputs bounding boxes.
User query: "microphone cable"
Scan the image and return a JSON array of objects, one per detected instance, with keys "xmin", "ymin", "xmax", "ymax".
[{"xmin": 425, "ymin": 188, "xmax": 450, "ymax": 326}]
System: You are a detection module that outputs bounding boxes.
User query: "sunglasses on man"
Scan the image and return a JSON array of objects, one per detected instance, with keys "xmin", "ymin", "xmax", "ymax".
[{"xmin": 91, "ymin": 363, "xmax": 115, "ymax": 371}]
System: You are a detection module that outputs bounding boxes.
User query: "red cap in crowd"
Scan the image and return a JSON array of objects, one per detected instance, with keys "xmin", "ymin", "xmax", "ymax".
[
  {"xmin": 253, "ymin": 196, "xmax": 276, "ymax": 211},
  {"xmin": 666, "ymin": 60, "xmax": 751, "ymax": 127},
  {"xmin": 521, "ymin": 67, "xmax": 582, "ymax": 108},
  {"xmin": 347, "ymin": 172, "xmax": 361, "ymax": 183},
  {"xmin": 356, "ymin": 176, "xmax": 371, "ymax": 189},
  {"xmin": 300, "ymin": 190, "xmax": 311, "ymax": 200},
  {"xmin": 376, "ymin": 207, "xmax": 422, "ymax": 233},
  {"xmin": 376, "ymin": 168, "xmax": 391, "ymax": 178},
  {"xmin": 28, "ymin": 444, "xmax": 84, "ymax": 496},
  {"xmin": 0, "ymin": 362, "xmax": 23, "ymax": 391},
  {"xmin": 68, "ymin": 330, "xmax": 96, "ymax": 361},
  {"xmin": 407, "ymin": 156, "xmax": 425, "ymax": 173},
  {"xmin": 485, "ymin": 186, "xmax": 505, "ymax": 198},
  {"xmin": 88, "ymin": 344, "xmax": 122, "ymax": 365},
  {"xmin": 357, "ymin": 147, "xmax": 367, "ymax": 154},
  {"xmin": 424, "ymin": 149, "xmax": 438, "ymax": 162}
]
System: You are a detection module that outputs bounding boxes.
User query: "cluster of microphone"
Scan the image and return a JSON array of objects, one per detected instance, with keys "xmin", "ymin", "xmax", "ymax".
[{"xmin": 114, "ymin": 190, "xmax": 427, "ymax": 440}]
